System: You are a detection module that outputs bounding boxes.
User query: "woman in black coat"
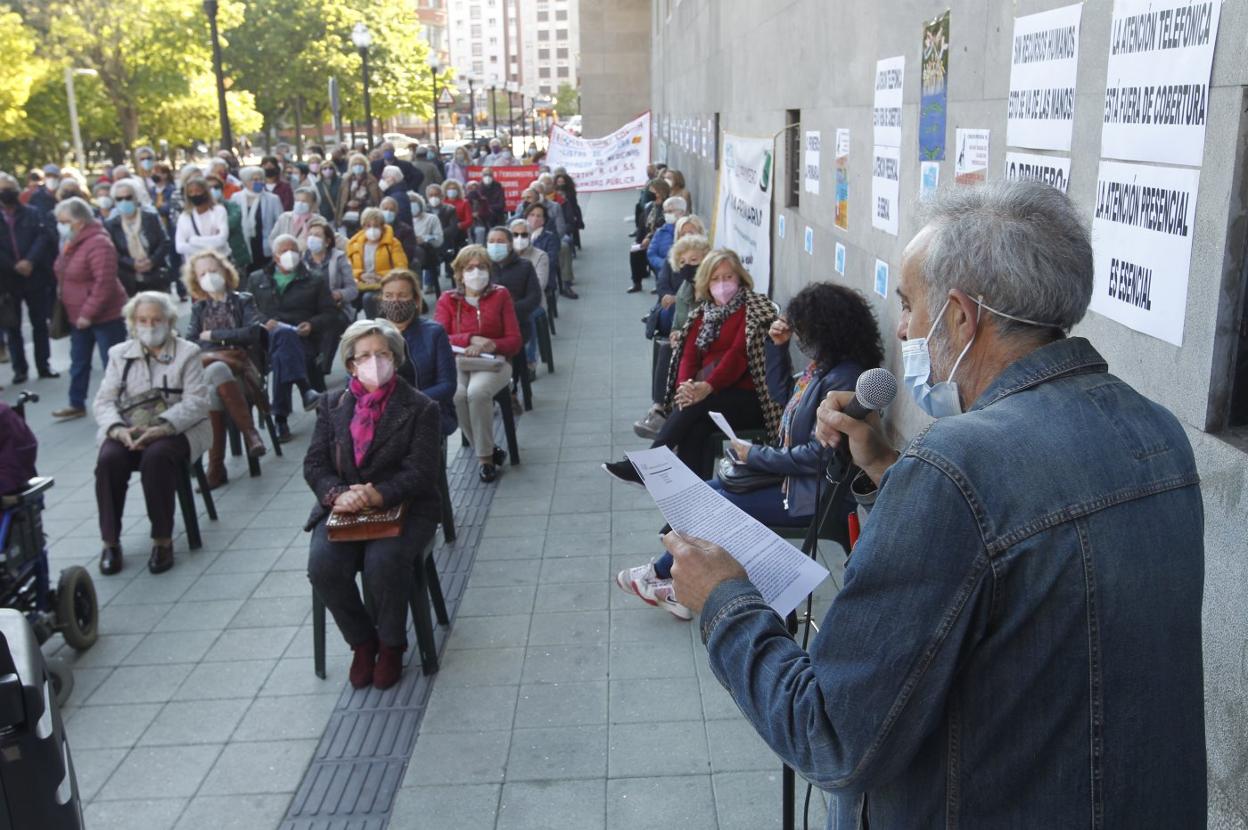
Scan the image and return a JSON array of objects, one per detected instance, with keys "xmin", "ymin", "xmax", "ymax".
[
  {"xmin": 485, "ymin": 227, "xmax": 542, "ymax": 343},
  {"xmin": 105, "ymin": 179, "xmax": 170, "ymax": 295},
  {"xmin": 304, "ymin": 319, "xmax": 443, "ymax": 690}
]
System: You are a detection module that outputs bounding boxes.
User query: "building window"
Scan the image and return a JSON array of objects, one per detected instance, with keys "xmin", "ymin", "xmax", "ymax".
[
  {"xmin": 470, "ymin": 5, "xmax": 481, "ymax": 19},
  {"xmin": 537, "ymin": 10, "xmax": 548, "ymax": 21},
  {"xmin": 472, "ymin": 43, "xmax": 483, "ymax": 56},
  {"xmin": 470, "ymin": 24, "xmax": 481, "ymax": 37},
  {"xmin": 538, "ymin": 48, "xmax": 550, "ymax": 59},
  {"xmin": 556, "ymin": 47, "xmax": 569, "ymax": 58},
  {"xmin": 540, "ymin": 84, "xmax": 551, "ymax": 95},
  {"xmin": 786, "ymin": 109, "xmax": 800, "ymax": 209},
  {"xmin": 556, "ymin": 29, "xmax": 568, "ymax": 39},
  {"xmin": 473, "ymin": 61, "xmax": 484, "ymax": 74},
  {"xmin": 539, "ymin": 67, "xmax": 551, "ymax": 78},
  {"xmin": 538, "ymin": 30, "xmax": 549, "ymax": 40},
  {"xmin": 557, "ymin": 66, "xmax": 569, "ymax": 77},
  {"xmin": 555, "ymin": 9, "xmax": 567, "ymax": 20}
]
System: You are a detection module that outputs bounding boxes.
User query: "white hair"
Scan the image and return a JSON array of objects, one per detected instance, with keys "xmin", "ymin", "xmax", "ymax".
[
  {"xmin": 109, "ymin": 177, "xmax": 147, "ymax": 202},
  {"xmin": 53, "ymin": 196, "xmax": 94, "ymax": 225},
  {"xmin": 123, "ymin": 290, "xmax": 179, "ymax": 336},
  {"xmin": 239, "ymin": 165, "xmax": 264, "ymax": 183},
  {"xmin": 663, "ymin": 196, "xmax": 687, "ymax": 213},
  {"xmin": 381, "ymin": 165, "xmax": 402, "ymax": 184},
  {"xmin": 271, "ymin": 233, "xmax": 299, "ymax": 252},
  {"xmin": 339, "ymin": 318, "xmax": 407, "ymax": 369}
]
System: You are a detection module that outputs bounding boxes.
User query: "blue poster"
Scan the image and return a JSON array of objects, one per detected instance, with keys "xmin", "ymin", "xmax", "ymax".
[{"xmin": 920, "ymin": 11, "xmax": 950, "ymax": 161}]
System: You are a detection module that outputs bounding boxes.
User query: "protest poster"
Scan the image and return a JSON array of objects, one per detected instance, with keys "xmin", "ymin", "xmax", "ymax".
[
  {"xmin": 713, "ymin": 133, "xmax": 774, "ymax": 292},
  {"xmin": 954, "ymin": 129, "xmax": 990, "ymax": 185},
  {"xmin": 1090, "ymin": 160, "xmax": 1199, "ymax": 346},
  {"xmin": 804, "ymin": 226, "xmax": 814, "ymax": 255},
  {"xmin": 874, "ymin": 56, "xmax": 906, "ymax": 148},
  {"xmin": 872, "ymin": 144, "xmax": 901, "ymax": 236},
  {"xmin": 466, "ymin": 165, "xmax": 540, "ymax": 210},
  {"xmin": 920, "ymin": 11, "xmax": 950, "ymax": 160},
  {"xmin": 874, "ymin": 259, "xmax": 890, "ymax": 298},
  {"xmin": 920, "ymin": 161, "xmax": 940, "ymax": 197},
  {"xmin": 1101, "ymin": 0, "xmax": 1222, "ymax": 167},
  {"xmin": 834, "ymin": 129, "xmax": 850, "ymax": 230},
  {"xmin": 546, "ymin": 112, "xmax": 651, "ymax": 193},
  {"xmin": 1007, "ymin": 3, "xmax": 1083, "ymax": 152},
  {"xmin": 834, "ymin": 242, "xmax": 846, "ymax": 275},
  {"xmin": 804, "ymin": 131, "xmax": 821, "ymax": 195},
  {"xmin": 1004, "ymin": 151, "xmax": 1071, "ymax": 192}
]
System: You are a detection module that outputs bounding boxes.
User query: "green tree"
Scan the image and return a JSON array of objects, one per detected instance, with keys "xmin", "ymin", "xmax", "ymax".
[
  {"xmin": 0, "ymin": 10, "xmax": 43, "ymax": 142},
  {"xmin": 554, "ymin": 83, "xmax": 579, "ymax": 120}
]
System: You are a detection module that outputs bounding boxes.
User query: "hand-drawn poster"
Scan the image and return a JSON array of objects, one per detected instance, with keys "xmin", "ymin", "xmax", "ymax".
[
  {"xmin": 954, "ymin": 129, "xmax": 990, "ymax": 185},
  {"xmin": 834, "ymin": 129, "xmax": 850, "ymax": 230},
  {"xmin": 920, "ymin": 11, "xmax": 951, "ymax": 160}
]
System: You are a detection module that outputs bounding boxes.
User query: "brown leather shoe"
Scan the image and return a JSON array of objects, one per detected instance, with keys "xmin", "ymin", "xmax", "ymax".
[
  {"xmin": 373, "ymin": 643, "xmax": 405, "ymax": 690},
  {"xmin": 99, "ymin": 545, "xmax": 123, "ymax": 576},
  {"xmin": 147, "ymin": 543, "xmax": 174, "ymax": 574},
  {"xmin": 349, "ymin": 639, "xmax": 379, "ymax": 689}
]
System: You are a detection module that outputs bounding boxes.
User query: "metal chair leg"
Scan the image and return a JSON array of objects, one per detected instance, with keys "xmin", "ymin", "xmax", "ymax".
[
  {"xmin": 494, "ymin": 390, "xmax": 521, "ymax": 465},
  {"xmin": 177, "ymin": 463, "xmax": 202, "ymax": 550},
  {"xmin": 192, "ymin": 459, "xmax": 218, "ymax": 521},
  {"xmin": 312, "ymin": 589, "xmax": 327, "ymax": 679}
]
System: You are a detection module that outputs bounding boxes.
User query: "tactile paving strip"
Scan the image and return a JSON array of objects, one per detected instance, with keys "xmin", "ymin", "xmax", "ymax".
[{"xmin": 279, "ymin": 423, "xmax": 508, "ymax": 830}]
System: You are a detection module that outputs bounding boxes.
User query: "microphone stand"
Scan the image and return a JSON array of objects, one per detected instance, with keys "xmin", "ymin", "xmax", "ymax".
[{"xmin": 782, "ymin": 446, "xmax": 858, "ymax": 830}]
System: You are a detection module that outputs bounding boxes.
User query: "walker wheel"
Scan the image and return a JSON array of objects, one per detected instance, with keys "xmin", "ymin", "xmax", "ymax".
[{"xmin": 56, "ymin": 566, "xmax": 99, "ymax": 651}]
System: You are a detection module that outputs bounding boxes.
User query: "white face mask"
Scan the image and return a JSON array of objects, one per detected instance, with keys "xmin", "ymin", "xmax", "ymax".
[
  {"xmin": 354, "ymin": 354, "xmax": 395, "ymax": 388},
  {"xmin": 135, "ymin": 323, "xmax": 169, "ymax": 348},
  {"xmin": 365, "ymin": 226, "xmax": 382, "ymax": 242},
  {"xmin": 482, "ymin": 175, "xmax": 494, "ymax": 185},
  {"xmin": 463, "ymin": 268, "xmax": 489, "ymax": 293},
  {"xmin": 278, "ymin": 250, "xmax": 300, "ymax": 272},
  {"xmin": 512, "ymin": 236, "xmax": 530, "ymax": 252},
  {"xmin": 664, "ymin": 212, "xmax": 678, "ymax": 224},
  {"xmin": 198, "ymin": 271, "xmax": 226, "ymax": 295},
  {"xmin": 428, "ymin": 196, "xmax": 441, "ymax": 207},
  {"xmin": 306, "ymin": 235, "xmax": 325, "ymax": 253},
  {"xmin": 293, "ymin": 201, "xmax": 310, "ymax": 215}
]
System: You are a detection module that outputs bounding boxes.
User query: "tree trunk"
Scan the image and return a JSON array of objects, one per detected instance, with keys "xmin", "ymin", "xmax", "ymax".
[
  {"xmin": 308, "ymin": 105, "xmax": 325, "ymax": 149},
  {"xmin": 293, "ymin": 96, "xmax": 304, "ymax": 161}
]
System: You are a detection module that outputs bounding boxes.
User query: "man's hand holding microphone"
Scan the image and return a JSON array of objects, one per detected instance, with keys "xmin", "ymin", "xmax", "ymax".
[{"xmin": 815, "ymin": 390, "xmax": 899, "ymax": 487}]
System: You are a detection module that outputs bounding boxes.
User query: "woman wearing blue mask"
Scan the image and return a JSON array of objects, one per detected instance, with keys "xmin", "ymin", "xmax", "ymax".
[
  {"xmin": 485, "ymin": 227, "xmax": 541, "ymax": 373},
  {"xmin": 269, "ymin": 187, "xmax": 320, "ymax": 251},
  {"xmin": 408, "ymin": 193, "xmax": 445, "ymax": 292},
  {"xmin": 105, "ymin": 178, "xmax": 171, "ymax": 296}
]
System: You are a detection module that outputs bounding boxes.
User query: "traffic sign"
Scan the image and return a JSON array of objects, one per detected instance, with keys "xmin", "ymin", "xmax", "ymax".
[{"xmin": 438, "ymin": 88, "xmax": 455, "ymax": 106}]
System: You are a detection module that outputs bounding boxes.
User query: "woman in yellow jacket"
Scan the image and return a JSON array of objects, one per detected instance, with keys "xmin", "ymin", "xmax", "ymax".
[{"xmin": 347, "ymin": 207, "xmax": 408, "ymax": 317}]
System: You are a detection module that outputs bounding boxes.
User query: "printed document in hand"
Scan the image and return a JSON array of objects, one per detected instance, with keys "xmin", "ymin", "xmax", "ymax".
[
  {"xmin": 625, "ymin": 446, "xmax": 829, "ymax": 617},
  {"xmin": 708, "ymin": 411, "xmax": 750, "ymax": 446},
  {"xmin": 450, "ymin": 345, "xmax": 498, "ymax": 360}
]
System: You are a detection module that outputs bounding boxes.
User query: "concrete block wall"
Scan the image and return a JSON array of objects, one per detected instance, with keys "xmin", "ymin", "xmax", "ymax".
[{"xmin": 643, "ymin": 0, "xmax": 1248, "ymax": 824}]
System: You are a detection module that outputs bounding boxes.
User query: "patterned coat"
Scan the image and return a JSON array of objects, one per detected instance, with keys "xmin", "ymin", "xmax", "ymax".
[{"xmin": 662, "ymin": 289, "xmax": 783, "ymax": 439}]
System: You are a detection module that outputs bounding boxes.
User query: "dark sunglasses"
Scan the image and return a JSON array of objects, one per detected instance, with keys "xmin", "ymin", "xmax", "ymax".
[
  {"xmin": 115, "ymin": 196, "xmax": 135, "ymax": 203},
  {"xmin": 513, "ymin": 232, "xmax": 529, "ymax": 238}
]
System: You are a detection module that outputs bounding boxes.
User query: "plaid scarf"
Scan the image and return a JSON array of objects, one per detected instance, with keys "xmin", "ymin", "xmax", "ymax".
[{"xmin": 693, "ymin": 292, "xmax": 747, "ymax": 353}]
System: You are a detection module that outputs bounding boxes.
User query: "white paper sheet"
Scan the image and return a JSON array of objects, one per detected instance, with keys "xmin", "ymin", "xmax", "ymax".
[
  {"xmin": 450, "ymin": 345, "xmax": 498, "ymax": 360},
  {"xmin": 708, "ymin": 411, "xmax": 749, "ymax": 446},
  {"xmin": 625, "ymin": 447, "xmax": 829, "ymax": 618}
]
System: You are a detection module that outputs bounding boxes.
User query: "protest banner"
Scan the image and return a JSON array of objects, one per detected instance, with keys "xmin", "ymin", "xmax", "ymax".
[
  {"xmin": 1101, "ymin": 0, "xmax": 1222, "ymax": 167},
  {"xmin": 546, "ymin": 111, "xmax": 652, "ymax": 192},
  {"xmin": 920, "ymin": 11, "xmax": 950, "ymax": 160},
  {"xmin": 871, "ymin": 144, "xmax": 901, "ymax": 236},
  {"xmin": 466, "ymin": 165, "xmax": 540, "ymax": 211},
  {"xmin": 712, "ymin": 133, "xmax": 774, "ymax": 293},
  {"xmin": 804, "ymin": 131, "xmax": 821, "ymax": 195},
  {"xmin": 954, "ymin": 129, "xmax": 990, "ymax": 185},
  {"xmin": 874, "ymin": 56, "xmax": 906, "ymax": 148},
  {"xmin": 1090, "ymin": 160, "xmax": 1199, "ymax": 345},
  {"xmin": 1004, "ymin": 151, "xmax": 1071, "ymax": 192},
  {"xmin": 1007, "ymin": 3, "xmax": 1083, "ymax": 152},
  {"xmin": 834, "ymin": 129, "xmax": 850, "ymax": 230}
]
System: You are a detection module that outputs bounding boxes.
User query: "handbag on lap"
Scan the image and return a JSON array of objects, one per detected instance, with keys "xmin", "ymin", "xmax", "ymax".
[{"xmin": 326, "ymin": 503, "xmax": 406, "ymax": 542}]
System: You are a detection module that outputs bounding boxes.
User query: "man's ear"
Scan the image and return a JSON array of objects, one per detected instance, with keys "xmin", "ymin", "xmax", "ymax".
[{"xmin": 945, "ymin": 289, "xmax": 980, "ymax": 342}]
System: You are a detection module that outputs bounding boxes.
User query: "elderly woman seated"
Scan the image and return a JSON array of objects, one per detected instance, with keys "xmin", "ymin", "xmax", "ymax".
[
  {"xmin": 184, "ymin": 250, "xmax": 270, "ymax": 489},
  {"xmin": 304, "ymin": 319, "xmax": 444, "ymax": 690},
  {"xmin": 347, "ymin": 207, "xmax": 409, "ymax": 319},
  {"xmin": 603, "ymin": 248, "xmax": 780, "ymax": 483},
  {"xmin": 376, "ymin": 271, "xmax": 458, "ymax": 436},
  {"xmin": 92, "ymin": 291, "xmax": 212, "ymax": 576},
  {"xmin": 248, "ymin": 234, "xmax": 338, "ymax": 442}
]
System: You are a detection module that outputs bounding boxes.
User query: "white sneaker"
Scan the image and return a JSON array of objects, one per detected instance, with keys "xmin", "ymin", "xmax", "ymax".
[
  {"xmin": 615, "ymin": 562, "xmax": 660, "ymax": 606},
  {"xmin": 649, "ymin": 580, "xmax": 693, "ymax": 621}
]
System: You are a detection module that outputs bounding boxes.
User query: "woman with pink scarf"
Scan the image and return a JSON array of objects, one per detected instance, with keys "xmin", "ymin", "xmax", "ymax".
[
  {"xmin": 268, "ymin": 187, "xmax": 320, "ymax": 251},
  {"xmin": 303, "ymin": 319, "xmax": 445, "ymax": 690}
]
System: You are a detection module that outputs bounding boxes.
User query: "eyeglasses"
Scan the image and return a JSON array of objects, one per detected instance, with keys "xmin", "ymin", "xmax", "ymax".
[
  {"xmin": 115, "ymin": 196, "xmax": 135, "ymax": 203},
  {"xmin": 513, "ymin": 232, "xmax": 529, "ymax": 238}
]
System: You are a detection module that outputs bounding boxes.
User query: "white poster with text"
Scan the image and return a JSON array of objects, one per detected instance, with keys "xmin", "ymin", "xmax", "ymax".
[
  {"xmin": 1101, "ymin": 0, "xmax": 1222, "ymax": 167},
  {"xmin": 804, "ymin": 131, "xmax": 821, "ymax": 194},
  {"xmin": 1007, "ymin": 3, "xmax": 1084, "ymax": 151},
  {"xmin": 1090, "ymin": 160, "xmax": 1199, "ymax": 345},
  {"xmin": 872, "ymin": 144, "xmax": 901, "ymax": 236},
  {"xmin": 874, "ymin": 56, "xmax": 906, "ymax": 148},
  {"xmin": 547, "ymin": 112, "xmax": 652, "ymax": 192},
  {"xmin": 713, "ymin": 133, "xmax": 774, "ymax": 293},
  {"xmin": 954, "ymin": 129, "xmax": 990, "ymax": 185},
  {"xmin": 1005, "ymin": 151, "xmax": 1072, "ymax": 192}
]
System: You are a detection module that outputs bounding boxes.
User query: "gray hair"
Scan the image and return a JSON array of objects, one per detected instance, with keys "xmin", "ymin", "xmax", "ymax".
[
  {"xmin": 0, "ymin": 171, "xmax": 17, "ymax": 188},
  {"xmin": 674, "ymin": 214, "xmax": 706, "ymax": 237},
  {"xmin": 239, "ymin": 165, "xmax": 263, "ymax": 183},
  {"xmin": 294, "ymin": 185, "xmax": 319, "ymax": 205},
  {"xmin": 663, "ymin": 196, "xmax": 687, "ymax": 213},
  {"xmin": 110, "ymin": 177, "xmax": 143, "ymax": 201},
  {"xmin": 123, "ymin": 290, "xmax": 179, "ymax": 336},
  {"xmin": 381, "ymin": 165, "xmax": 402, "ymax": 184},
  {"xmin": 338, "ymin": 318, "xmax": 407, "ymax": 369},
  {"xmin": 916, "ymin": 181, "xmax": 1092, "ymax": 336},
  {"xmin": 271, "ymin": 233, "xmax": 299, "ymax": 252},
  {"xmin": 54, "ymin": 196, "xmax": 95, "ymax": 225}
]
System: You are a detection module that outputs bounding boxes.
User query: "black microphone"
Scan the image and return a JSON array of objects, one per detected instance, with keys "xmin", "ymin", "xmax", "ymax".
[{"xmin": 827, "ymin": 367, "xmax": 898, "ymax": 478}]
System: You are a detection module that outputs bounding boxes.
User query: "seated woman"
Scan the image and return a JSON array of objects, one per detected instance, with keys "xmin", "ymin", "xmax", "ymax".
[
  {"xmin": 0, "ymin": 402, "xmax": 37, "ymax": 496},
  {"xmin": 347, "ymin": 207, "xmax": 408, "ymax": 319},
  {"xmin": 603, "ymin": 248, "xmax": 780, "ymax": 484},
  {"xmin": 509, "ymin": 217, "xmax": 550, "ymax": 373},
  {"xmin": 615, "ymin": 282, "xmax": 884, "ymax": 619},
  {"xmin": 304, "ymin": 319, "xmax": 443, "ymax": 690},
  {"xmin": 302, "ymin": 217, "xmax": 357, "ymax": 374},
  {"xmin": 433, "ymin": 245, "xmax": 522, "ymax": 483},
  {"xmin": 408, "ymin": 194, "xmax": 445, "ymax": 292},
  {"xmin": 268, "ymin": 186, "xmax": 319, "ymax": 250},
  {"xmin": 485, "ymin": 226, "xmax": 542, "ymax": 374},
  {"xmin": 92, "ymin": 291, "xmax": 212, "ymax": 576},
  {"xmin": 248, "ymin": 234, "xmax": 338, "ymax": 442},
  {"xmin": 376, "ymin": 271, "xmax": 457, "ymax": 436},
  {"xmin": 184, "ymin": 250, "xmax": 270, "ymax": 489}
]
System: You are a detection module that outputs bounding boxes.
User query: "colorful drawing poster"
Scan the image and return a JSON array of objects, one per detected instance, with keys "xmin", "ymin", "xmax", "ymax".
[
  {"xmin": 920, "ymin": 11, "xmax": 950, "ymax": 160},
  {"xmin": 920, "ymin": 161, "xmax": 940, "ymax": 197},
  {"xmin": 874, "ymin": 259, "xmax": 890, "ymax": 298},
  {"xmin": 954, "ymin": 129, "xmax": 990, "ymax": 185},
  {"xmin": 1007, "ymin": 3, "xmax": 1083, "ymax": 152},
  {"xmin": 873, "ymin": 56, "xmax": 906, "ymax": 148},
  {"xmin": 835, "ymin": 243, "xmax": 846, "ymax": 274},
  {"xmin": 1101, "ymin": 0, "xmax": 1222, "ymax": 167},
  {"xmin": 834, "ymin": 129, "xmax": 850, "ymax": 230}
]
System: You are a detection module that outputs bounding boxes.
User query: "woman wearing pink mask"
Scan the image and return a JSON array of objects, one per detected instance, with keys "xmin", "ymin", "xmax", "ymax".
[
  {"xmin": 603, "ymin": 248, "xmax": 781, "ymax": 484},
  {"xmin": 304, "ymin": 318, "xmax": 445, "ymax": 690}
]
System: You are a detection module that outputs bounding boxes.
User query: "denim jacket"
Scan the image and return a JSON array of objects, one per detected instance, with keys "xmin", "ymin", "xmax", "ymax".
[{"xmin": 700, "ymin": 337, "xmax": 1205, "ymax": 828}]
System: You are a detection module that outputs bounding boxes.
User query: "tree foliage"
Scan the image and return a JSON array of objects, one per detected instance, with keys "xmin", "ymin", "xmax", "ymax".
[
  {"xmin": 554, "ymin": 83, "xmax": 580, "ymax": 120},
  {"xmin": 0, "ymin": 10, "xmax": 44, "ymax": 142}
]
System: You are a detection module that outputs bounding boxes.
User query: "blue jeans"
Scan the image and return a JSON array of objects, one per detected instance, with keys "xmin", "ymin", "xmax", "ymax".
[
  {"xmin": 653, "ymin": 478, "xmax": 810, "ymax": 579},
  {"xmin": 526, "ymin": 306, "xmax": 547, "ymax": 365},
  {"xmin": 68, "ymin": 318, "xmax": 127, "ymax": 408}
]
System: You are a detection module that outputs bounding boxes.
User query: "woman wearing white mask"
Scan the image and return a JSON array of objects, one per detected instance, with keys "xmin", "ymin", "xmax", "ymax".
[
  {"xmin": 347, "ymin": 207, "xmax": 408, "ymax": 318},
  {"xmin": 302, "ymin": 217, "xmax": 357, "ymax": 373},
  {"xmin": 433, "ymin": 245, "xmax": 522, "ymax": 482},
  {"xmin": 306, "ymin": 154, "xmax": 340, "ymax": 224},
  {"xmin": 105, "ymin": 178, "xmax": 171, "ymax": 296},
  {"xmin": 250, "ymin": 235, "xmax": 338, "ymax": 442},
  {"xmin": 174, "ymin": 176, "xmax": 231, "ymax": 259},
  {"xmin": 336, "ymin": 152, "xmax": 382, "ymax": 219},
  {"xmin": 184, "ymin": 251, "xmax": 271, "ymax": 489},
  {"xmin": 303, "ymin": 318, "xmax": 445, "ymax": 690},
  {"xmin": 269, "ymin": 186, "xmax": 320, "ymax": 251},
  {"xmin": 229, "ymin": 166, "xmax": 283, "ymax": 272},
  {"xmin": 91, "ymin": 291, "xmax": 212, "ymax": 576}
]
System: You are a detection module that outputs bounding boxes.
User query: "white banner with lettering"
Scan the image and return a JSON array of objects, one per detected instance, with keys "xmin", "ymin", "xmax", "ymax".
[
  {"xmin": 712, "ymin": 133, "xmax": 774, "ymax": 293},
  {"xmin": 546, "ymin": 112, "xmax": 652, "ymax": 192}
]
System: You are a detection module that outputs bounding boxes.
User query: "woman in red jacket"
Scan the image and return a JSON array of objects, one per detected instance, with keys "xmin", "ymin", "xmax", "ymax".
[
  {"xmin": 52, "ymin": 197, "xmax": 129, "ymax": 420},
  {"xmin": 603, "ymin": 248, "xmax": 780, "ymax": 483},
  {"xmin": 434, "ymin": 244, "xmax": 522, "ymax": 482}
]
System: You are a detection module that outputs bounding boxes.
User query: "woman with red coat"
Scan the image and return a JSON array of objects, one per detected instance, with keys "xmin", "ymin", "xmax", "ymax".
[
  {"xmin": 52, "ymin": 197, "xmax": 129, "ymax": 420},
  {"xmin": 434, "ymin": 244, "xmax": 522, "ymax": 482}
]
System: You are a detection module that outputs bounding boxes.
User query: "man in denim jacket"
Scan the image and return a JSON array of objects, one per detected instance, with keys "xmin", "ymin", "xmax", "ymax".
[{"xmin": 665, "ymin": 182, "xmax": 1205, "ymax": 828}]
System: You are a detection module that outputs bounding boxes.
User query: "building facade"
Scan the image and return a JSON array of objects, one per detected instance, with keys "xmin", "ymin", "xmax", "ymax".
[
  {"xmin": 580, "ymin": 0, "xmax": 1248, "ymax": 823},
  {"xmin": 446, "ymin": 0, "xmax": 580, "ymax": 102}
]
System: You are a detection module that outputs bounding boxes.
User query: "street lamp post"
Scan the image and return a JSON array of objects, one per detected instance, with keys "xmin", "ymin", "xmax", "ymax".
[
  {"xmin": 429, "ymin": 57, "xmax": 441, "ymax": 148},
  {"xmin": 352, "ymin": 23, "xmax": 375, "ymax": 148},
  {"xmin": 489, "ymin": 86, "xmax": 498, "ymax": 135},
  {"xmin": 203, "ymin": 0, "xmax": 233, "ymax": 152},
  {"xmin": 63, "ymin": 67, "xmax": 97, "ymax": 169},
  {"xmin": 467, "ymin": 77, "xmax": 477, "ymax": 145},
  {"xmin": 506, "ymin": 83, "xmax": 515, "ymax": 148}
]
